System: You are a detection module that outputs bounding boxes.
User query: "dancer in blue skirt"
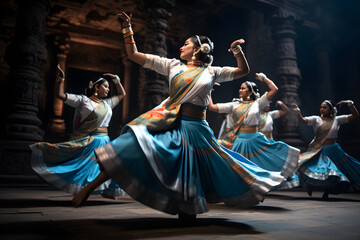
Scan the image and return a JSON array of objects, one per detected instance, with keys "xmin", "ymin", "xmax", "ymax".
[
  {"xmin": 72, "ymin": 12, "xmax": 286, "ymax": 221},
  {"xmin": 258, "ymin": 100, "xmax": 300, "ymax": 189},
  {"xmin": 31, "ymin": 64, "xmax": 126, "ymax": 198},
  {"xmin": 259, "ymin": 100, "xmax": 288, "ymax": 141},
  {"xmin": 292, "ymin": 100, "xmax": 359, "ymax": 199},
  {"xmin": 208, "ymin": 74, "xmax": 299, "ymax": 180}
]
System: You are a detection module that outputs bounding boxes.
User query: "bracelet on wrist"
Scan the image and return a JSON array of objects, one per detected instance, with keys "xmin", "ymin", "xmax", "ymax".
[
  {"xmin": 123, "ymin": 31, "xmax": 134, "ymax": 39},
  {"xmin": 113, "ymin": 75, "xmax": 121, "ymax": 83},
  {"xmin": 230, "ymin": 45, "xmax": 243, "ymax": 55},
  {"xmin": 257, "ymin": 73, "xmax": 266, "ymax": 82},
  {"xmin": 234, "ymin": 52, "xmax": 245, "ymax": 58},
  {"xmin": 347, "ymin": 100, "xmax": 354, "ymax": 107},
  {"xmin": 121, "ymin": 26, "xmax": 133, "ymax": 34}
]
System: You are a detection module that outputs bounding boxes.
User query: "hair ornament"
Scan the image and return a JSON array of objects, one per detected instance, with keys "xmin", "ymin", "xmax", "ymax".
[
  {"xmin": 246, "ymin": 81, "xmax": 260, "ymax": 99},
  {"xmin": 88, "ymin": 81, "xmax": 94, "ymax": 89},
  {"xmin": 196, "ymin": 35, "xmax": 213, "ymax": 54},
  {"xmin": 324, "ymin": 100, "xmax": 337, "ymax": 118}
]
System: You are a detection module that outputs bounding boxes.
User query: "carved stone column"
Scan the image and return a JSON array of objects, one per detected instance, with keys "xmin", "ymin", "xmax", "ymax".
[
  {"xmin": 314, "ymin": 36, "xmax": 333, "ymax": 101},
  {"xmin": 0, "ymin": 1, "xmax": 16, "ymax": 139},
  {"xmin": 0, "ymin": 0, "xmax": 51, "ymax": 176},
  {"xmin": 271, "ymin": 8, "xmax": 304, "ymax": 149},
  {"xmin": 138, "ymin": 0, "xmax": 175, "ymax": 112},
  {"xmin": 47, "ymin": 34, "xmax": 70, "ymax": 140},
  {"xmin": 4, "ymin": 0, "xmax": 50, "ymax": 142}
]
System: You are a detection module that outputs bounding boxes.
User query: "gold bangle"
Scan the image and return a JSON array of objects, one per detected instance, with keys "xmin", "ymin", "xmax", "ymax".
[
  {"xmin": 122, "ymin": 26, "xmax": 133, "ymax": 34},
  {"xmin": 123, "ymin": 31, "xmax": 134, "ymax": 39}
]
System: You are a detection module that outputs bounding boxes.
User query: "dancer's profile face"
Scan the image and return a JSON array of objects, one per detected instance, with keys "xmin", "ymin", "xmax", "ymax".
[
  {"xmin": 96, "ymin": 81, "xmax": 110, "ymax": 98},
  {"xmin": 180, "ymin": 38, "xmax": 196, "ymax": 62},
  {"xmin": 320, "ymin": 102, "xmax": 331, "ymax": 117},
  {"xmin": 239, "ymin": 83, "xmax": 251, "ymax": 99}
]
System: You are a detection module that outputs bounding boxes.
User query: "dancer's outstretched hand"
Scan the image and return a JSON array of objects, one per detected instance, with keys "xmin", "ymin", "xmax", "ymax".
[
  {"xmin": 57, "ymin": 64, "xmax": 65, "ymax": 80},
  {"xmin": 336, "ymin": 100, "xmax": 354, "ymax": 107},
  {"xmin": 117, "ymin": 11, "xmax": 132, "ymax": 27},
  {"xmin": 229, "ymin": 39, "xmax": 245, "ymax": 52},
  {"xmin": 275, "ymin": 101, "xmax": 284, "ymax": 107},
  {"xmin": 103, "ymin": 73, "xmax": 117, "ymax": 79},
  {"xmin": 291, "ymin": 103, "xmax": 300, "ymax": 114}
]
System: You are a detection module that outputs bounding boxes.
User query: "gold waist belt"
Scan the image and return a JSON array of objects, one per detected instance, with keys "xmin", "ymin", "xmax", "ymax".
[
  {"xmin": 261, "ymin": 131, "xmax": 273, "ymax": 139},
  {"xmin": 91, "ymin": 128, "xmax": 108, "ymax": 135},
  {"xmin": 238, "ymin": 125, "xmax": 258, "ymax": 134},
  {"xmin": 181, "ymin": 104, "xmax": 206, "ymax": 120}
]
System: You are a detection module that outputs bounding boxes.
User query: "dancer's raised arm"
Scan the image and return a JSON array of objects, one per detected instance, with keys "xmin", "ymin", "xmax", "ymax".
[
  {"xmin": 228, "ymin": 39, "xmax": 250, "ymax": 79},
  {"xmin": 291, "ymin": 103, "xmax": 307, "ymax": 124},
  {"xmin": 117, "ymin": 12, "xmax": 146, "ymax": 66},
  {"xmin": 276, "ymin": 101, "xmax": 289, "ymax": 117},
  {"xmin": 255, "ymin": 73, "xmax": 278, "ymax": 101},
  {"xmin": 336, "ymin": 100, "xmax": 359, "ymax": 121},
  {"xmin": 55, "ymin": 64, "xmax": 67, "ymax": 101}
]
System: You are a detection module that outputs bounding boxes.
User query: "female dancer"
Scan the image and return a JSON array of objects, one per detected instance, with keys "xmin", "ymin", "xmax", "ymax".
[
  {"xmin": 73, "ymin": 12, "xmax": 286, "ymax": 221},
  {"xmin": 259, "ymin": 100, "xmax": 288, "ymax": 141},
  {"xmin": 208, "ymin": 74, "xmax": 299, "ymax": 180},
  {"xmin": 31, "ymin": 65, "xmax": 126, "ymax": 198},
  {"xmin": 292, "ymin": 100, "xmax": 360, "ymax": 199}
]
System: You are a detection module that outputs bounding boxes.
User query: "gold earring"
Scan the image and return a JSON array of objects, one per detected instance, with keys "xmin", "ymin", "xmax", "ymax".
[
  {"xmin": 192, "ymin": 52, "xmax": 196, "ymax": 61},
  {"xmin": 94, "ymin": 91, "xmax": 98, "ymax": 96},
  {"xmin": 246, "ymin": 95, "xmax": 250, "ymax": 100}
]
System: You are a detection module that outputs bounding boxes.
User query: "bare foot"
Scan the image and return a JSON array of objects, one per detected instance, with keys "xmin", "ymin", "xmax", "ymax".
[
  {"xmin": 72, "ymin": 171, "xmax": 110, "ymax": 207},
  {"xmin": 72, "ymin": 188, "xmax": 91, "ymax": 207}
]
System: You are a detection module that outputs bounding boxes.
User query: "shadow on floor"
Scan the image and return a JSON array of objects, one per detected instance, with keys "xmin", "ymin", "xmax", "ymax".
[
  {"xmin": 209, "ymin": 203, "xmax": 291, "ymax": 212},
  {"xmin": 0, "ymin": 198, "xmax": 132, "ymax": 208},
  {"xmin": 0, "ymin": 217, "xmax": 262, "ymax": 239},
  {"xmin": 267, "ymin": 193, "xmax": 360, "ymax": 202}
]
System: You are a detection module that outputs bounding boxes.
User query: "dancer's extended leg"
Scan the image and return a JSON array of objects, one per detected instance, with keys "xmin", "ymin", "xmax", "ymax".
[{"xmin": 72, "ymin": 171, "xmax": 110, "ymax": 207}]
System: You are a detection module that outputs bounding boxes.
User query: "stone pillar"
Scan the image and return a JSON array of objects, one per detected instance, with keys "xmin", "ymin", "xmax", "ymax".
[
  {"xmin": 47, "ymin": 34, "xmax": 70, "ymax": 140},
  {"xmin": 0, "ymin": 1, "xmax": 16, "ymax": 139},
  {"xmin": 0, "ymin": 0, "xmax": 50, "ymax": 176},
  {"xmin": 271, "ymin": 8, "xmax": 304, "ymax": 149},
  {"xmin": 138, "ymin": 0, "xmax": 175, "ymax": 112},
  {"xmin": 314, "ymin": 36, "xmax": 333, "ymax": 101}
]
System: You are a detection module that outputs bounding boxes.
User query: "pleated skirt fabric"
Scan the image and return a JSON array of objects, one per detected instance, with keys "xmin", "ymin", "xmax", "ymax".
[
  {"xmin": 230, "ymin": 132, "xmax": 300, "ymax": 180},
  {"xmin": 298, "ymin": 143, "xmax": 360, "ymax": 193},
  {"xmin": 95, "ymin": 116, "xmax": 286, "ymax": 215},
  {"xmin": 31, "ymin": 134, "xmax": 125, "ymax": 197}
]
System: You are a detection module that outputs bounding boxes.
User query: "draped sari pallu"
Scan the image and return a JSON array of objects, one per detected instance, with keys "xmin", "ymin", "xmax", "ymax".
[
  {"xmin": 35, "ymin": 101, "xmax": 108, "ymax": 163},
  {"xmin": 218, "ymin": 102, "xmax": 253, "ymax": 148},
  {"xmin": 259, "ymin": 113, "xmax": 273, "ymax": 139},
  {"xmin": 299, "ymin": 119, "xmax": 334, "ymax": 166},
  {"xmin": 126, "ymin": 67, "xmax": 205, "ymax": 130}
]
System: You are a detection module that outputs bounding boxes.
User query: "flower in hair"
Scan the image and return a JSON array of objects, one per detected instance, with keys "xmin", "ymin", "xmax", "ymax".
[
  {"xmin": 88, "ymin": 81, "xmax": 94, "ymax": 89},
  {"xmin": 200, "ymin": 43, "xmax": 211, "ymax": 54}
]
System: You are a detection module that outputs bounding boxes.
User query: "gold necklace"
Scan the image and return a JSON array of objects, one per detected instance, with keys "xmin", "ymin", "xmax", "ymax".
[
  {"xmin": 187, "ymin": 60, "xmax": 203, "ymax": 67},
  {"xmin": 89, "ymin": 95, "xmax": 102, "ymax": 103}
]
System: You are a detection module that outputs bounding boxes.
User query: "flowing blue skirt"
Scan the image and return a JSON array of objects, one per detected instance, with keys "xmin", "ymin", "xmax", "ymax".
[
  {"xmin": 31, "ymin": 134, "xmax": 125, "ymax": 197},
  {"xmin": 298, "ymin": 143, "xmax": 360, "ymax": 193},
  {"xmin": 231, "ymin": 132, "xmax": 300, "ymax": 180},
  {"xmin": 95, "ymin": 116, "xmax": 285, "ymax": 215}
]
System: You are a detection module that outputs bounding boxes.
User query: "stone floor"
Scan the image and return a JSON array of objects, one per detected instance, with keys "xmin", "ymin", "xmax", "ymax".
[{"xmin": 1, "ymin": 180, "xmax": 360, "ymax": 240}]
